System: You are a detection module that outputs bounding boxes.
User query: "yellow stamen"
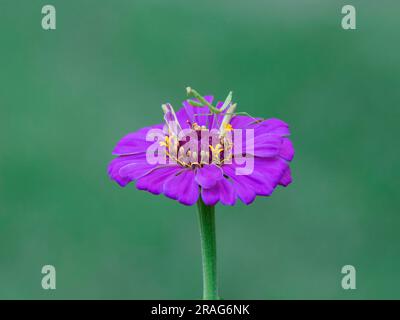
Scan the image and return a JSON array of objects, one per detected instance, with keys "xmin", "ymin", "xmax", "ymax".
[
  {"xmin": 210, "ymin": 144, "xmax": 223, "ymax": 154},
  {"xmin": 224, "ymin": 123, "xmax": 233, "ymax": 132}
]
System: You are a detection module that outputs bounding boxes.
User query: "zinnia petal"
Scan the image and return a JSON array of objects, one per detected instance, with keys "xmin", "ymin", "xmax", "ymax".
[
  {"xmin": 201, "ymin": 184, "xmax": 220, "ymax": 206},
  {"xmin": 280, "ymin": 137, "xmax": 295, "ymax": 161},
  {"xmin": 221, "ymin": 167, "xmax": 257, "ymax": 205},
  {"xmin": 279, "ymin": 167, "xmax": 292, "ymax": 187},
  {"xmin": 195, "ymin": 164, "xmax": 223, "ymax": 189},
  {"xmin": 108, "ymin": 153, "xmax": 153, "ymax": 187},
  {"xmin": 217, "ymin": 178, "xmax": 236, "ymax": 205},
  {"xmin": 112, "ymin": 124, "xmax": 164, "ymax": 155},
  {"xmin": 257, "ymin": 118, "xmax": 290, "ymax": 136},
  {"xmin": 163, "ymin": 170, "xmax": 199, "ymax": 206},
  {"xmin": 136, "ymin": 165, "xmax": 181, "ymax": 195},
  {"xmin": 201, "ymin": 177, "xmax": 236, "ymax": 206}
]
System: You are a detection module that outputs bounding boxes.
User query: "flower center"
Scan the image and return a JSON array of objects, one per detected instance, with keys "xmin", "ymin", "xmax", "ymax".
[{"xmin": 160, "ymin": 122, "xmax": 233, "ymax": 168}]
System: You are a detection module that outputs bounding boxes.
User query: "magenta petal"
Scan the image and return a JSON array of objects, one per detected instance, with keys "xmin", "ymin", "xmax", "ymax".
[
  {"xmin": 221, "ymin": 166, "xmax": 256, "ymax": 204},
  {"xmin": 112, "ymin": 124, "xmax": 164, "ymax": 155},
  {"xmin": 108, "ymin": 154, "xmax": 153, "ymax": 187},
  {"xmin": 200, "ymin": 178, "xmax": 236, "ymax": 206},
  {"xmin": 230, "ymin": 115, "xmax": 261, "ymax": 129},
  {"xmin": 201, "ymin": 184, "xmax": 220, "ymax": 206},
  {"xmin": 163, "ymin": 170, "xmax": 199, "ymax": 206},
  {"xmin": 108, "ymin": 158, "xmax": 133, "ymax": 187},
  {"xmin": 240, "ymin": 172, "xmax": 274, "ymax": 196},
  {"xmin": 217, "ymin": 178, "xmax": 236, "ymax": 206},
  {"xmin": 232, "ymin": 179, "xmax": 257, "ymax": 205},
  {"xmin": 119, "ymin": 162, "xmax": 156, "ymax": 180},
  {"xmin": 280, "ymin": 138, "xmax": 295, "ymax": 161},
  {"xmin": 254, "ymin": 157, "xmax": 288, "ymax": 188},
  {"xmin": 259, "ymin": 118, "xmax": 290, "ymax": 136},
  {"xmin": 244, "ymin": 134, "xmax": 282, "ymax": 158},
  {"xmin": 223, "ymin": 164, "xmax": 274, "ymax": 196},
  {"xmin": 163, "ymin": 170, "xmax": 187, "ymax": 200},
  {"xmin": 195, "ymin": 164, "xmax": 223, "ymax": 189},
  {"xmin": 136, "ymin": 166, "xmax": 181, "ymax": 195},
  {"xmin": 279, "ymin": 167, "xmax": 292, "ymax": 187},
  {"xmin": 175, "ymin": 108, "xmax": 191, "ymax": 129}
]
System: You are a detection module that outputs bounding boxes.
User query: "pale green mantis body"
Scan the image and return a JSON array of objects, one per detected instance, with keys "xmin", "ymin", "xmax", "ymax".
[
  {"xmin": 186, "ymin": 87, "xmax": 262, "ymax": 132},
  {"xmin": 160, "ymin": 87, "xmax": 263, "ymax": 164}
]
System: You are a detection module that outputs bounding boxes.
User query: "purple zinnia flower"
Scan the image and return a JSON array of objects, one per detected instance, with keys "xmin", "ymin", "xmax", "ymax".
[
  {"xmin": 108, "ymin": 88, "xmax": 294, "ymax": 206},
  {"xmin": 108, "ymin": 87, "xmax": 295, "ymax": 300}
]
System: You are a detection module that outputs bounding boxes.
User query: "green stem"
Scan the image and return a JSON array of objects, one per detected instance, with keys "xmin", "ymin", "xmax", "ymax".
[{"xmin": 196, "ymin": 198, "xmax": 218, "ymax": 300}]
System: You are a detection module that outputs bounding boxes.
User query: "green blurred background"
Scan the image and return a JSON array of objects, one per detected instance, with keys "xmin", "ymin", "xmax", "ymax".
[{"xmin": 1, "ymin": 0, "xmax": 399, "ymax": 299}]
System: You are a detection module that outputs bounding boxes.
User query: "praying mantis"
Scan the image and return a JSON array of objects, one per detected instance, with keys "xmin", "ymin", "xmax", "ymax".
[
  {"xmin": 160, "ymin": 87, "xmax": 263, "ymax": 164},
  {"xmin": 185, "ymin": 87, "xmax": 262, "ymax": 135}
]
